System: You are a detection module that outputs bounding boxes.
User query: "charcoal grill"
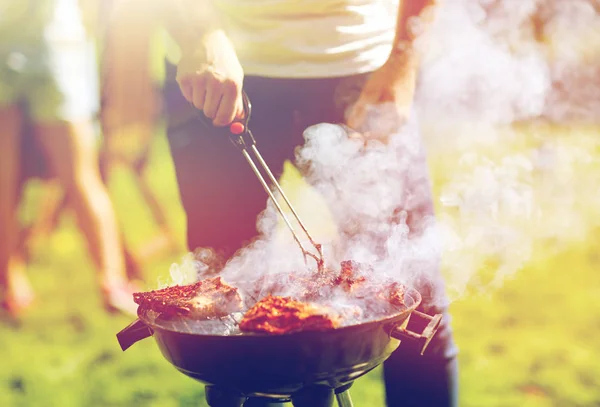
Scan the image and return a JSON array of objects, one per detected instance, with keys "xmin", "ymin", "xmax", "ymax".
[
  {"xmin": 117, "ymin": 93, "xmax": 442, "ymax": 406},
  {"xmin": 118, "ymin": 285, "xmax": 441, "ymax": 407}
]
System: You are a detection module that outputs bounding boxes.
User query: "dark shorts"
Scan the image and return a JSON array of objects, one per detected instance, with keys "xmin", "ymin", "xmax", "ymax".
[{"xmin": 163, "ymin": 63, "xmax": 458, "ymax": 407}]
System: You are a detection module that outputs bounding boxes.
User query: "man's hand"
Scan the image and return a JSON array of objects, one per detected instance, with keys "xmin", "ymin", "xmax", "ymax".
[
  {"xmin": 346, "ymin": 50, "xmax": 418, "ymax": 143},
  {"xmin": 176, "ymin": 31, "xmax": 244, "ymax": 127},
  {"xmin": 345, "ymin": 0, "xmax": 438, "ymax": 143}
]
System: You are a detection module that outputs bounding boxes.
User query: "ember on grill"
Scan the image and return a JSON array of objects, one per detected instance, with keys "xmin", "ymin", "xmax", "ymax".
[
  {"xmin": 133, "ymin": 277, "xmax": 243, "ymax": 318},
  {"xmin": 239, "ymin": 295, "xmax": 339, "ymax": 334}
]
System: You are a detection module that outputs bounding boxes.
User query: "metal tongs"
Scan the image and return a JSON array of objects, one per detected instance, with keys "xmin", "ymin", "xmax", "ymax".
[{"xmin": 200, "ymin": 91, "xmax": 324, "ymax": 269}]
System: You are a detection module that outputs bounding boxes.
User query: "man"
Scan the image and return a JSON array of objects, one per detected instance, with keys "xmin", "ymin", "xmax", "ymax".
[{"xmin": 161, "ymin": 0, "xmax": 458, "ymax": 405}]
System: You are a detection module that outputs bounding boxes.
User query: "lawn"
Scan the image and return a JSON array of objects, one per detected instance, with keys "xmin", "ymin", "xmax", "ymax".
[{"xmin": 1, "ymin": 122, "xmax": 598, "ymax": 407}]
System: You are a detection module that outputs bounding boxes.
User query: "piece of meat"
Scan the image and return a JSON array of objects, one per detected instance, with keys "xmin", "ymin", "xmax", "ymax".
[
  {"xmin": 133, "ymin": 277, "xmax": 243, "ymax": 318},
  {"xmin": 334, "ymin": 261, "xmax": 406, "ymax": 308},
  {"xmin": 332, "ymin": 260, "xmax": 367, "ymax": 292},
  {"xmin": 240, "ymin": 296, "xmax": 339, "ymax": 334},
  {"xmin": 385, "ymin": 282, "xmax": 407, "ymax": 307}
]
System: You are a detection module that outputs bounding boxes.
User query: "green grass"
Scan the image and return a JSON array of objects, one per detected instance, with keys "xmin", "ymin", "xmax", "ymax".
[{"xmin": 1, "ymin": 124, "xmax": 599, "ymax": 407}]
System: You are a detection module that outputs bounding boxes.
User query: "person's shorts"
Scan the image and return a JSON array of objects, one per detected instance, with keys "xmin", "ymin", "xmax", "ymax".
[{"xmin": 0, "ymin": 37, "xmax": 99, "ymax": 123}]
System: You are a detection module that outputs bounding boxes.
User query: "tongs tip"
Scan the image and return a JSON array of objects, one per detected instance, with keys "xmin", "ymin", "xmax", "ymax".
[{"xmin": 228, "ymin": 91, "xmax": 325, "ymax": 271}]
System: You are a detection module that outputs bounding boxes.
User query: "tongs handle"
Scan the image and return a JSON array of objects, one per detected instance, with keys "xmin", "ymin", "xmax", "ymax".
[
  {"xmin": 194, "ymin": 90, "xmax": 324, "ymax": 269},
  {"xmin": 195, "ymin": 91, "xmax": 256, "ymax": 149},
  {"xmin": 226, "ymin": 92, "xmax": 256, "ymax": 150}
]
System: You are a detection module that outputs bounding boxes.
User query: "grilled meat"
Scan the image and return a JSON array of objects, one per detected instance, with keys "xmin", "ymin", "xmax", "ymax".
[
  {"xmin": 332, "ymin": 260, "xmax": 367, "ymax": 292},
  {"xmin": 385, "ymin": 282, "xmax": 406, "ymax": 307},
  {"xmin": 333, "ymin": 261, "xmax": 406, "ymax": 308},
  {"xmin": 133, "ymin": 277, "xmax": 243, "ymax": 318},
  {"xmin": 240, "ymin": 296, "xmax": 339, "ymax": 334},
  {"xmin": 133, "ymin": 260, "xmax": 408, "ymax": 332}
]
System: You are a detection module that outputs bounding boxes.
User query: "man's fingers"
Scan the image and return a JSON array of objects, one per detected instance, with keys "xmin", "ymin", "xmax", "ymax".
[
  {"xmin": 235, "ymin": 95, "xmax": 244, "ymax": 119},
  {"xmin": 191, "ymin": 76, "xmax": 207, "ymax": 111},
  {"xmin": 192, "ymin": 87, "xmax": 206, "ymax": 111},
  {"xmin": 203, "ymin": 80, "xmax": 222, "ymax": 120},
  {"xmin": 347, "ymin": 84, "xmax": 384, "ymax": 131},
  {"xmin": 177, "ymin": 69, "xmax": 245, "ymax": 129},
  {"xmin": 178, "ymin": 79, "xmax": 193, "ymax": 102},
  {"xmin": 213, "ymin": 82, "xmax": 238, "ymax": 126}
]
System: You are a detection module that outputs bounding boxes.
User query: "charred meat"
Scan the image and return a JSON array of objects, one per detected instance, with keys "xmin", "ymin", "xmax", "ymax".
[
  {"xmin": 240, "ymin": 296, "xmax": 339, "ymax": 334},
  {"xmin": 133, "ymin": 277, "xmax": 243, "ymax": 318},
  {"xmin": 384, "ymin": 282, "xmax": 406, "ymax": 307},
  {"xmin": 332, "ymin": 260, "xmax": 367, "ymax": 292}
]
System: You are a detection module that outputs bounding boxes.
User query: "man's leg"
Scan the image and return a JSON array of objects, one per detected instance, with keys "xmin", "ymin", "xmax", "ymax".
[
  {"xmin": 0, "ymin": 104, "xmax": 35, "ymax": 315},
  {"xmin": 381, "ymin": 126, "xmax": 459, "ymax": 407}
]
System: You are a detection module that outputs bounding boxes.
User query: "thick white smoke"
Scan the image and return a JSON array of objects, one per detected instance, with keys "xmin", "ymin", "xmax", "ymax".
[
  {"xmin": 417, "ymin": 0, "xmax": 551, "ymax": 127},
  {"xmin": 414, "ymin": 0, "xmax": 600, "ymax": 299},
  {"xmin": 166, "ymin": 0, "xmax": 600, "ymax": 308}
]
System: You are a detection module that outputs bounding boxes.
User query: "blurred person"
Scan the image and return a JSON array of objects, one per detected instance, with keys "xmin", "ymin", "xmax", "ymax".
[
  {"xmin": 98, "ymin": 0, "xmax": 180, "ymax": 276},
  {"xmin": 159, "ymin": 0, "xmax": 458, "ymax": 406},
  {"xmin": 0, "ymin": 0, "xmax": 138, "ymax": 316}
]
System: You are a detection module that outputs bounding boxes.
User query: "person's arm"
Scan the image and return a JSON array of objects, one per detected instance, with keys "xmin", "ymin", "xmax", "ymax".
[
  {"xmin": 162, "ymin": 0, "xmax": 244, "ymax": 126},
  {"xmin": 346, "ymin": 0, "xmax": 440, "ymax": 140},
  {"xmin": 390, "ymin": 0, "xmax": 439, "ymax": 71}
]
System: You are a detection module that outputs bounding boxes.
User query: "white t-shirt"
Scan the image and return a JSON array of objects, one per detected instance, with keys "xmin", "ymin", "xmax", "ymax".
[
  {"xmin": 211, "ymin": 0, "xmax": 398, "ymax": 78},
  {"xmin": 44, "ymin": 0, "xmax": 89, "ymax": 44}
]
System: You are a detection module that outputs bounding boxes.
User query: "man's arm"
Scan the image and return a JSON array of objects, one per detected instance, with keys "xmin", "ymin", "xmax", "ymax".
[
  {"xmin": 346, "ymin": 0, "xmax": 441, "ymax": 140},
  {"xmin": 388, "ymin": 0, "xmax": 440, "ymax": 78},
  {"xmin": 161, "ymin": 0, "xmax": 219, "ymax": 55},
  {"xmin": 162, "ymin": 0, "xmax": 244, "ymax": 126},
  {"xmin": 392, "ymin": 0, "xmax": 439, "ymax": 60}
]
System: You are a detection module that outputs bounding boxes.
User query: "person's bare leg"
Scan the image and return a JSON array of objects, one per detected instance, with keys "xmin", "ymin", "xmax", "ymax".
[
  {"xmin": 0, "ymin": 106, "xmax": 35, "ymax": 315},
  {"xmin": 34, "ymin": 119, "xmax": 137, "ymax": 314},
  {"xmin": 98, "ymin": 137, "xmax": 145, "ymax": 282},
  {"xmin": 19, "ymin": 180, "xmax": 66, "ymax": 260}
]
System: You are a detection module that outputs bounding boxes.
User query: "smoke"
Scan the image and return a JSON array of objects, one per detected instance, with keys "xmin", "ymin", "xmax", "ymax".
[
  {"xmin": 165, "ymin": 0, "xmax": 600, "ymax": 310},
  {"xmin": 413, "ymin": 0, "xmax": 600, "ymax": 299},
  {"xmin": 417, "ymin": 0, "xmax": 550, "ymax": 126}
]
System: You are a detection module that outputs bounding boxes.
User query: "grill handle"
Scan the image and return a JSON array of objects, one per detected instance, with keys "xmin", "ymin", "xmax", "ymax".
[
  {"xmin": 117, "ymin": 318, "xmax": 153, "ymax": 351},
  {"xmin": 390, "ymin": 310, "xmax": 442, "ymax": 355}
]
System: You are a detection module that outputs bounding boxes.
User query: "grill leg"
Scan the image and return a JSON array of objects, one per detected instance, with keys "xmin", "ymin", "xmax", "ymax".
[
  {"xmin": 291, "ymin": 385, "xmax": 334, "ymax": 407},
  {"xmin": 243, "ymin": 397, "xmax": 286, "ymax": 407},
  {"xmin": 205, "ymin": 386, "xmax": 246, "ymax": 407},
  {"xmin": 335, "ymin": 384, "xmax": 354, "ymax": 407},
  {"xmin": 335, "ymin": 390, "xmax": 354, "ymax": 407}
]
